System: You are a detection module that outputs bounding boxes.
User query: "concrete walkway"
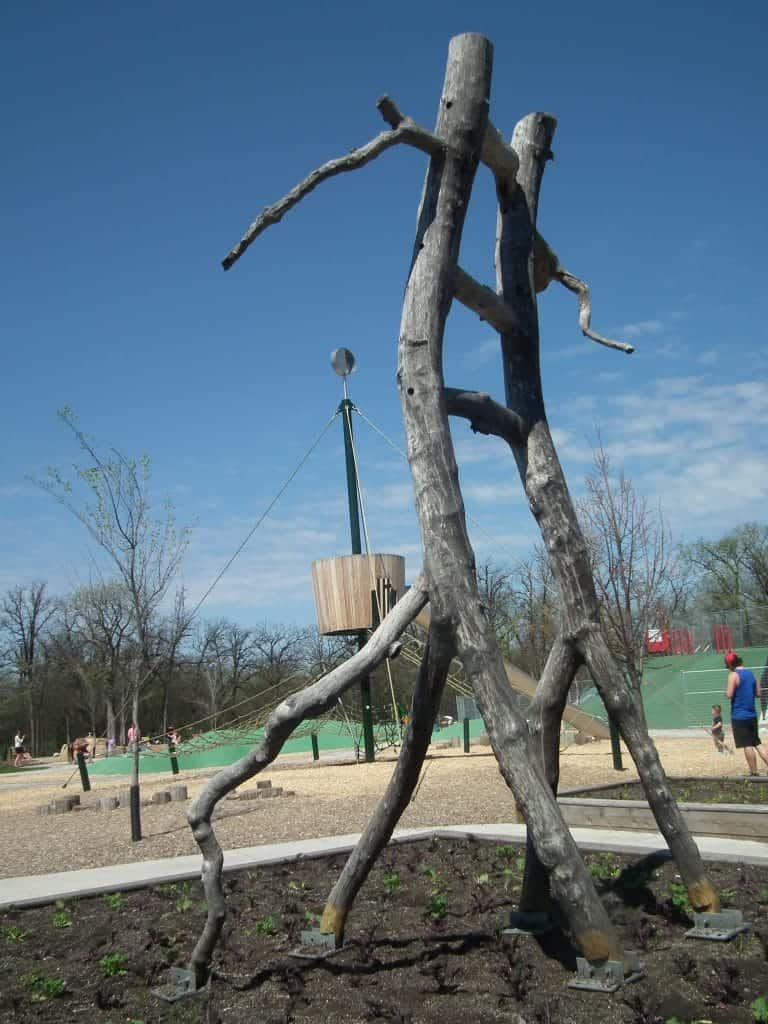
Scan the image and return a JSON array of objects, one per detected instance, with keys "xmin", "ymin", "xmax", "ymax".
[{"xmin": 1, "ymin": 824, "xmax": 766, "ymax": 910}]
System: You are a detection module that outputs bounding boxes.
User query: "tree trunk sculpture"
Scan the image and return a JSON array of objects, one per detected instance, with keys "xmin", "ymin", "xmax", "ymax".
[{"xmin": 185, "ymin": 31, "xmax": 719, "ymax": 988}]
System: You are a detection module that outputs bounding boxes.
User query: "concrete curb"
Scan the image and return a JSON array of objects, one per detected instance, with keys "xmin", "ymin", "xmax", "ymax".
[{"xmin": 1, "ymin": 824, "xmax": 766, "ymax": 910}]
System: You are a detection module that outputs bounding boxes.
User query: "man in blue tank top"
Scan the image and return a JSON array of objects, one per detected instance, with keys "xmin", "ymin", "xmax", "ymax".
[{"xmin": 725, "ymin": 650, "xmax": 768, "ymax": 775}]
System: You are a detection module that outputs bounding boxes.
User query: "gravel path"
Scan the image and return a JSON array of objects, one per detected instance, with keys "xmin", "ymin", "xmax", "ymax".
[{"xmin": 0, "ymin": 735, "xmax": 758, "ymax": 879}]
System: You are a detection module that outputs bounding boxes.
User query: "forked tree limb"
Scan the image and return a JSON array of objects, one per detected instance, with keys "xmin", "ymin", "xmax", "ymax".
[
  {"xmin": 186, "ymin": 576, "xmax": 428, "ymax": 986},
  {"xmin": 497, "ymin": 114, "xmax": 719, "ymax": 916},
  {"xmin": 320, "ymin": 620, "xmax": 454, "ymax": 942},
  {"xmin": 444, "ymin": 386, "xmax": 528, "ymax": 444},
  {"xmin": 396, "ymin": 38, "xmax": 624, "ymax": 966}
]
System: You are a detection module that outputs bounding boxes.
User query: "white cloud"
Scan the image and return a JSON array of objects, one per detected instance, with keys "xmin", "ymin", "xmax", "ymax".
[{"xmin": 619, "ymin": 320, "xmax": 665, "ymax": 339}]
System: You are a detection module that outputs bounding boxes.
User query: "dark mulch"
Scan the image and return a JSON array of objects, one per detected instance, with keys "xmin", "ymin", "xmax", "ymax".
[{"xmin": 2, "ymin": 837, "xmax": 768, "ymax": 1023}]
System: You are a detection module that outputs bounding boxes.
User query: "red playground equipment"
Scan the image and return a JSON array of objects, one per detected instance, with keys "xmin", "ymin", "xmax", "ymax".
[
  {"xmin": 645, "ymin": 627, "xmax": 693, "ymax": 656},
  {"xmin": 711, "ymin": 623, "xmax": 734, "ymax": 653}
]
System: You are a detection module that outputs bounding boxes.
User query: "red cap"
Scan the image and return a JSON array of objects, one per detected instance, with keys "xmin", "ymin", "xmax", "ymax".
[{"xmin": 724, "ymin": 651, "xmax": 739, "ymax": 669}]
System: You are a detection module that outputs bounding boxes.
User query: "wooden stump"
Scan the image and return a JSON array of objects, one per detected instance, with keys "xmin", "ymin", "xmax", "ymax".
[
  {"xmin": 151, "ymin": 791, "xmax": 172, "ymax": 805},
  {"xmin": 98, "ymin": 797, "xmax": 119, "ymax": 812},
  {"xmin": 170, "ymin": 784, "xmax": 188, "ymax": 802}
]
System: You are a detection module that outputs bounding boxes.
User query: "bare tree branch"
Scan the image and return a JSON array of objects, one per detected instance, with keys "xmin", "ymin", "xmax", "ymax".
[
  {"xmin": 480, "ymin": 120, "xmax": 520, "ymax": 193},
  {"xmin": 186, "ymin": 576, "xmax": 428, "ymax": 985},
  {"xmin": 556, "ymin": 267, "xmax": 635, "ymax": 354},
  {"xmin": 532, "ymin": 236, "xmax": 634, "ymax": 354},
  {"xmin": 453, "ymin": 266, "xmax": 519, "ymax": 332},
  {"xmin": 222, "ymin": 97, "xmax": 443, "ymax": 271},
  {"xmin": 444, "ymin": 386, "xmax": 528, "ymax": 444}
]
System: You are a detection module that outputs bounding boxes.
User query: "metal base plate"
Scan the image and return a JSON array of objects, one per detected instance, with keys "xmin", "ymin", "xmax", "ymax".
[
  {"xmin": 685, "ymin": 909, "xmax": 750, "ymax": 942},
  {"xmin": 502, "ymin": 911, "xmax": 555, "ymax": 936},
  {"xmin": 288, "ymin": 928, "xmax": 344, "ymax": 960},
  {"xmin": 152, "ymin": 967, "xmax": 211, "ymax": 1003},
  {"xmin": 568, "ymin": 952, "xmax": 645, "ymax": 993}
]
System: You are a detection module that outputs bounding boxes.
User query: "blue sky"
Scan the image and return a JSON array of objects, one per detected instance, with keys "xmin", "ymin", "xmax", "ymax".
[{"xmin": 2, "ymin": 1, "xmax": 766, "ymax": 629}]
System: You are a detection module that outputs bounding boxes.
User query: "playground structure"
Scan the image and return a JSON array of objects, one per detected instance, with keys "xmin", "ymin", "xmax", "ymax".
[{"xmin": 148, "ymin": 33, "xmax": 734, "ymax": 1001}]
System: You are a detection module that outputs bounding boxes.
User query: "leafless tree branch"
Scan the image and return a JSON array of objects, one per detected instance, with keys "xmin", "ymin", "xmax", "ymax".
[
  {"xmin": 453, "ymin": 266, "xmax": 519, "ymax": 332},
  {"xmin": 222, "ymin": 96, "xmax": 444, "ymax": 270},
  {"xmin": 444, "ymin": 387, "xmax": 528, "ymax": 444}
]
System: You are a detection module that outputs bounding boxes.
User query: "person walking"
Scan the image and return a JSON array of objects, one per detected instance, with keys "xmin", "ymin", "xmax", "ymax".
[
  {"xmin": 13, "ymin": 730, "xmax": 30, "ymax": 767},
  {"xmin": 726, "ymin": 651, "xmax": 768, "ymax": 775}
]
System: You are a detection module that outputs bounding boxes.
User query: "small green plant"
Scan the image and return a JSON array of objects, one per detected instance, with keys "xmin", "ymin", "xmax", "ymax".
[
  {"xmin": 758, "ymin": 888, "xmax": 768, "ymax": 905},
  {"xmin": 99, "ymin": 952, "xmax": 128, "ymax": 977},
  {"xmin": 496, "ymin": 845, "xmax": 516, "ymax": 860},
  {"xmin": 254, "ymin": 915, "xmax": 276, "ymax": 935},
  {"xmin": 53, "ymin": 908, "xmax": 73, "ymax": 929},
  {"xmin": 3, "ymin": 924, "xmax": 29, "ymax": 943},
  {"xmin": 588, "ymin": 853, "xmax": 621, "ymax": 882},
  {"xmin": 383, "ymin": 871, "xmax": 402, "ymax": 895},
  {"xmin": 103, "ymin": 892, "xmax": 124, "ymax": 910},
  {"xmin": 288, "ymin": 880, "xmax": 308, "ymax": 893},
  {"xmin": 752, "ymin": 995, "xmax": 768, "ymax": 1022},
  {"xmin": 474, "ymin": 872, "xmax": 490, "ymax": 886},
  {"xmin": 21, "ymin": 970, "xmax": 67, "ymax": 1002},
  {"xmin": 667, "ymin": 881, "xmax": 691, "ymax": 913},
  {"xmin": 174, "ymin": 882, "xmax": 195, "ymax": 913},
  {"xmin": 419, "ymin": 862, "xmax": 440, "ymax": 883},
  {"xmin": 426, "ymin": 888, "xmax": 449, "ymax": 921}
]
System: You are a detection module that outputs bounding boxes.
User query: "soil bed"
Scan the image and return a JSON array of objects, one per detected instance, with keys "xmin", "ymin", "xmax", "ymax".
[
  {"xmin": 573, "ymin": 777, "xmax": 768, "ymax": 805},
  {"xmin": 3, "ymin": 838, "xmax": 768, "ymax": 1023}
]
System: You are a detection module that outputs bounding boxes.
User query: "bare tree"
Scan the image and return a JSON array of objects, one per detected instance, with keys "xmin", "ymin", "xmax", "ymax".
[
  {"xmin": 578, "ymin": 443, "xmax": 684, "ymax": 688},
  {"xmin": 0, "ymin": 583, "xmax": 58, "ymax": 755},
  {"xmin": 39, "ymin": 409, "xmax": 191, "ymax": 839},
  {"xmin": 193, "ymin": 618, "xmax": 257, "ymax": 727},
  {"xmin": 178, "ymin": 33, "xmax": 719, "ymax": 989},
  {"xmin": 684, "ymin": 522, "xmax": 768, "ymax": 612}
]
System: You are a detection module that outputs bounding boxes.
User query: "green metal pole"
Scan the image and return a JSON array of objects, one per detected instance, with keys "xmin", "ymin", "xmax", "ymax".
[
  {"xmin": 340, "ymin": 397, "xmax": 375, "ymax": 764},
  {"xmin": 463, "ymin": 718, "xmax": 471, "ymax": 753},
  {"xmin": 311, "ymin": 733, "xmax": 320, "ymax": 761},
  {"xmin": 167, "ymin": 740, "xmax": 180, "ymax": 776},
  {"xmin": 76, "ymin": 750, "xmax": 91, "ymax": 792}
]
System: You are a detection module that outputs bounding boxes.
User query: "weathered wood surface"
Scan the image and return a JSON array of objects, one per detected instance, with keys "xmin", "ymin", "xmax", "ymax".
[
  {"xmin": 395, "ymin": 33, "xmax": 623, "ymax": 965},
  {"xmin": 186, "ymin": 577, "xmax": 428, "ymax": 986},
  {"xmin": 491, "ymin": 110, "xmax": 719, "ymax": 916},
  {"xmin": 558, "ymin": 797, "xmax": 768, "ymax": 840}
]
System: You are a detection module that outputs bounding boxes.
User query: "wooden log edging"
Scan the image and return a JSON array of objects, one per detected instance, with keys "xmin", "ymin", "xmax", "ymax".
[{"xmin": 558, "ymin": 795, "xmax": 768, "ymax": 840}]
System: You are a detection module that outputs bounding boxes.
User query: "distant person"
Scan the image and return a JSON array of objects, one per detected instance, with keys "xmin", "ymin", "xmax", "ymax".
[
  {"xmin": 725, "ymin": 651, "xmax": 768, "ymax": 775},
  {"xmin": 708, "ymin": 704, "xmax": 728, "ymax": 754},
  {"xmin": 13, "ymin": 730, "xmax": 31, "ymax": 767},
  {"xmin": 127, "ymin": 724, "xmax": 141, "ymax": 753}
]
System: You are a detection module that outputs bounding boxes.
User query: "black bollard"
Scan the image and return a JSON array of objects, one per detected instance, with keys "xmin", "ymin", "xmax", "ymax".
[
  {"xmin": 311, "ymin": 733, "xmax": 320, "ymax": 761},
  {"xmin": 167, "ymin": 740, "xmax": 180, "ymax": 776},
  {"xmin": 463, "ymin": 718, "xmax": 470, "ymax": 753},
  {"xmin": 76, "ymin": 749, "xmax": 91, "ymax": 792}
]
